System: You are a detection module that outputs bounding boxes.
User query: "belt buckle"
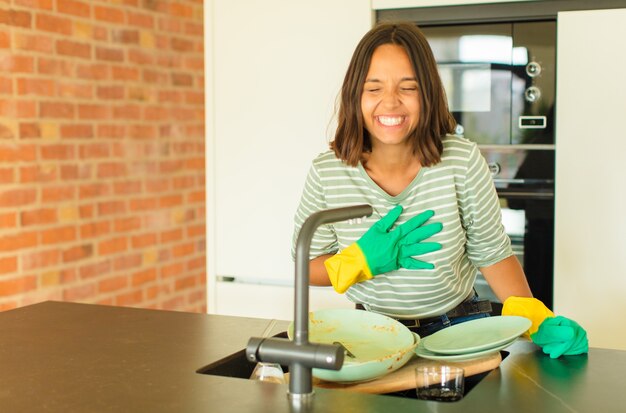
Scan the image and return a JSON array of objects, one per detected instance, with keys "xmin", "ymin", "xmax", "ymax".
[{"xmin": 401, "ymin": 319, "xmax": 421, "ymax": 328}]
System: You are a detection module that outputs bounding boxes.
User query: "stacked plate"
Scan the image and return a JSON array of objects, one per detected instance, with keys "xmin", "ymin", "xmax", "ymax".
[{"xmin": 415, "ymin": 316, "xmax": 532, "ymax": 361}]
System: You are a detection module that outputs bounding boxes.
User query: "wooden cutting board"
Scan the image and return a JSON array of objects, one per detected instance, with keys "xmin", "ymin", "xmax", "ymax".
[{"xmin": 287, "ymin": 352, "xmax": 502, "ymax": 394}]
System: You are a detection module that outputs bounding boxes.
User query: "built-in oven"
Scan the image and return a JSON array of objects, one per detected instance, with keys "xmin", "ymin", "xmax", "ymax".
[
  {"xmin": 374, "ymin": 5, "xmax": 560, "ymax": 308},
  {"xmin": 418, "ymin": 21, "xmax": 556, "ymax": 308}
]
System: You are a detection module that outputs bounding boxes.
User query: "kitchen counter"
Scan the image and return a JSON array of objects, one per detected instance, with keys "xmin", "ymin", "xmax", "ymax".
[{"xmin": 1, "ymin": 301, "xmax": 624, "ymax": 412}]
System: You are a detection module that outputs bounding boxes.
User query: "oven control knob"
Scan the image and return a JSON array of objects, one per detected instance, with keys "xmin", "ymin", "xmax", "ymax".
[
  {"xmin": 525, "ymin": 86, "xmax": 541, "ymax": 103},
  {"xmin": 526, "ymin": 61, "xmax": 542, "ymax": 77},
  {"xmin": 488, "ymin": 162, "xmax": 501, "ymax": 176},
  {"xmin": 455, "ymin": 124, "xmax": 465, "ymax": 136}
]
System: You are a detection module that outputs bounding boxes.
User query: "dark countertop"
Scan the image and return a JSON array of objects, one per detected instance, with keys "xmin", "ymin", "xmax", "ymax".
[{"xmin": 1, "ymin": 301, "xmax": 624, "ymax": 412}]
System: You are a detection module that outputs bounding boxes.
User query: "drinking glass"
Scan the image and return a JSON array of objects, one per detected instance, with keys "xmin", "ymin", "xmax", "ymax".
[
  {"xmin": 415, "ymin": 365, "xmax": 464, "ymax": 402},
  {"xmin": 249, "ymin": 362, "xmax": 286, "ymax": 384}
]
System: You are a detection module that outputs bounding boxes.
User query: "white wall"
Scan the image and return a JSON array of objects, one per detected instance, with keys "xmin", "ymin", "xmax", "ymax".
[
  {"xmin": 204, "ymin": 0, "xmax": 372, "ymax": 318},
  {"xmin": 553, "ymin": 8, "xmax": 626, "ymax": 350}
]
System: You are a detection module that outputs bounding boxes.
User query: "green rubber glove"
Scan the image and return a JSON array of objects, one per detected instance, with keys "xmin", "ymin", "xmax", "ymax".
[
  {"xmin": 531, "ymin": 316, "xmax": 589, "ymax": 359},
  {"xmin": 357, "ymin": 205, "xmax": 442, "ymax": 274},
  {"xmin": 325, "ymin": 205, "xmax": 442, "ymax": 293}
]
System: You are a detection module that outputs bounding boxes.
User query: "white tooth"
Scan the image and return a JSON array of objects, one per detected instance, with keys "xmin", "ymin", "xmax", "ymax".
[{"xmin": 378, "ymin": 116, "xmax": 403, "ymax": 126}]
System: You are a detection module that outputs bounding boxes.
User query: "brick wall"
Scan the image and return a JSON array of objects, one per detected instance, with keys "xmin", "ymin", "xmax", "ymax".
[{"xmin": 0, "ymin": 0, "xmax": 206, "ymax": 313}]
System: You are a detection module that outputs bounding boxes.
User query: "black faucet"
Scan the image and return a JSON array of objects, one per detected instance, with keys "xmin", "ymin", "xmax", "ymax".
[{"xmin": 246, "ymin": 204, "xmax": 373, "ymax": 402}]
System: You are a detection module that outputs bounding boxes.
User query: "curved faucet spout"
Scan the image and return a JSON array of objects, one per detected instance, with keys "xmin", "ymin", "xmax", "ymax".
[{"xmin": 246, "ymin": 204, "xmax": 373, "ymax": 399}]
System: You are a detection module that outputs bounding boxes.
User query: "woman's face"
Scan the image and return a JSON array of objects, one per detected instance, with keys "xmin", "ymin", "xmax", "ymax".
[{"xmin": 360, "ymin": 44, "xmax": 420, "ymax": 148}]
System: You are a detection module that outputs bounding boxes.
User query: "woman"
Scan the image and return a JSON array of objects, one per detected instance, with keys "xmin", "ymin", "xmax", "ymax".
[{"xmin": 291, "ymin": 22, "xmax": 533, "ymax": 337}]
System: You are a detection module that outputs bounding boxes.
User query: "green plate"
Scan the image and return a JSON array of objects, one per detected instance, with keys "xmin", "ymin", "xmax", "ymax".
[
  {"xmin": 287, "ymin": 309, "xmax": 418, "ymax": 383},
  {"xmin": 416, "ymin": 337, "xmax": 517, "ymax": 361},
  {"xmin": 422, "ymin": 316, "xmax": 531, "ymax": 355}
]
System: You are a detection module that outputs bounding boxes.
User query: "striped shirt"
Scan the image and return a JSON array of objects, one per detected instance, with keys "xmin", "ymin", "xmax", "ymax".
[{"xmin": 291, "ymin": 135, "xmax": 513, "ymax": 319}]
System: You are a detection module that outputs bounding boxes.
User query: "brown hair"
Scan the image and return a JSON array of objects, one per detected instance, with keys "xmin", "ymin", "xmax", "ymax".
[{"xmin": 331, "ymin": 22, "xmax": 456, "ymax": 167}]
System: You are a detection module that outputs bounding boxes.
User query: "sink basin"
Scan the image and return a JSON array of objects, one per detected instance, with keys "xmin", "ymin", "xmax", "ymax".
[
  {"xmin": 197, "ymin": 331, "xmax": 509, "ymax": 400},
  {"xmin": 196, "ymin": 332, "xmax": 289, "ymax": 380}
]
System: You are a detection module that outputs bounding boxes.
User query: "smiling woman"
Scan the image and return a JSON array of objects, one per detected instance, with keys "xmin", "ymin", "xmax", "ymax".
[{"xmin": 291, "ymin": 22, "xmax": 534, "ymax": 337}]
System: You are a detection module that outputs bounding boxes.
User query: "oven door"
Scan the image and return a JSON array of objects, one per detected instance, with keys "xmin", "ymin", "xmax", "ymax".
[
  {"xmin": 474, "ymin": 148, "xmax": 555, "ymax": 308},
  {"xmin": 421, "ymin": 21, "xmax": 555, "ymax": 146}
]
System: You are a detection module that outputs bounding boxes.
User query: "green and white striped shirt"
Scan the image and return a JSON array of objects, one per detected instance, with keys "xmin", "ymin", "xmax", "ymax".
[{"xmin": 291, "ymin": 135, "xmax": 513, "ymax": 319}]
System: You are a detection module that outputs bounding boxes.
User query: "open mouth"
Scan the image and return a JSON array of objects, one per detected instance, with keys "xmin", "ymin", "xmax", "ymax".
[{"xmin": 376, "ymin": 115, "xmax": 405, "ymax": 126}]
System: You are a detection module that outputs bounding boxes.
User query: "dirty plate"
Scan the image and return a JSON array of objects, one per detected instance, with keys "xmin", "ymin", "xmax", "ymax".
[
  {"xmin": 422, "ymin": 316, "xmax": 531, "ymax": 355},
  {"xmin": 288, "ymin": 308, "xmax": 418, "ymax": 383}
]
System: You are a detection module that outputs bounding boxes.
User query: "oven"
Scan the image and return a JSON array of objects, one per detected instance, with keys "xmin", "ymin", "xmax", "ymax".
[
  {"xmin": 375, "ymin": 11, "xmax": 557, "ymax": 307},
  {"xmin": 419, "ymin": 21, "xmax": 556, "ymax": 308}
]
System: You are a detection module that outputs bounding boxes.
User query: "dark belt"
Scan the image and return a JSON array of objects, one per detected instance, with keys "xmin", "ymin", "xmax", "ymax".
[{"xmin": 356, "ymin": 295, "xmax": 492, "ymax": 329}]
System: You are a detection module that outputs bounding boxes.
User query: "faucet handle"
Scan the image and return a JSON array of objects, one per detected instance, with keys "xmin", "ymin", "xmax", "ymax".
[{"xmin": 246, "ymin": 337, "xmax": 345, "ymax": 371}]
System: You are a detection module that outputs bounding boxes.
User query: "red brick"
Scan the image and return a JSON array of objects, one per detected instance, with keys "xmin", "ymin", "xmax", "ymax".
[
  {"xmin": 186, "ymin": 256, "xmax": 205, "ymax": 272},
  {"xmin": 40, "ymin": 102, "xmax": 75, "ymax": 119},
  {"xmin": 111, "ymin": 66, "xmax": 139, "ymax": 81},
  {"xmin": 79, "ymin": 143, "xmax": 109, "ymax": 159},
  {"xmin": 80, "ymin": 221, "xmax": 111, "ymax": 239},
  {"xmin": 0, "ymin": 275, "xmax": 37, "ymax": 296},
  {"xmin": 40, "ymin": 226, "xmax": 76, "ymax": 245},
  {"xmin": 79, "ymin": 183, "xmax": 110, "ymax": 199},
  {"xmin": 0, "ymin": 9, "xmax": 32, "ymax": 28},
  {"xmin": 0, "ymin": 188, "xmax": 36, "ymax": 207},
  {"xmin": 113, "ymin": 253, "xmax": 141, "ymax": 271},
  {"xmin": 132, "ymin": 268, "xmax": 156, "ymax": 286},
  {"xmin": 0, "ymin": 30, "xmax": 9, "ymax": 48},
  {"xmin": 20, "ymin": 208, "xmax": 57, "ymax": 226},
  {"xmin": 160, "ymin": 229, "xmax": 182, "ymax": 244},
  {"xmin": 15, "ymin": 33, "xmax": 53, "ymax": 53},
  {"xmin": 62, "ymin": 244, "xmax": 93, "ymax": 263},
  {"xmin": 2, "ymin": 55, "xmax": 35, "ymax": 73},
  {"xmin": 0, "ymin": 256, "xmax": 18, "ymax": 275},
  {"xmin": 97, "ymin": 162, "xmax": 127, "ymax": 179},
  {"xmin": 79, "ymin": 260, "xmax": 111, "ymax": 279},
  {"xmin": 131, "ymin": 233, "xmax": 157, "ymax": 249},
  {"xmin": 0, "ymin": 76, "xmax": 12, "ymax": 94},
  {"xmin": 14, "ymin": 0, "xmax": 53, "ymax": 10},
  {"xmin": 161, "ymin": 262, "xmax": 184, "ymax": 278},
  {"xmin": 127, "ymin": 11, "xmax": 154, "ymax": 29},
  {"xmin": 76, "ymin": 63, "xmax": 109, "ymax": 80},
  {"xmin": 78, "ymin": 104, "xmax": 110, "ymax": 120},
  {"xmin": 40, "ymin": 144, "xmax": 75, "ymax": 160},
  {"xmin": 97, "ymin": 85, "xmax": 124, "ymax": 100},
  {"xmin": 22, "ymin": 249, "xmax": 60, "ymax": 270},
  {"xmin": 112, "ymin": 104, "xmax": 140, "ymax": 120},
  {"xmin": 58, "ymin": 83, "xmax": 93, "ymax": 99},
  {"xmin": 94, "ymin": 5, "xmax": 124, "ymax": 24},
  {"xmin": 172, "ymin": 242, "xmax": 195, "ymax": 258},
  {"xmin": 188, "ymin": 190, "xmax": 205, "ymax": 204},
  {"xmin": 0, "ymin": 231, "xmax": 38, "ymax": 252},
  {"xmin": 60, "ymin": 124, "xmax": 93, "ymax": 139},
  {"xmin": 0, "ymin": 167, "xmax": 14, "ymax": 184},
  {"xmin": 97, "ymin": 200, "xmax": 126, "ymax": 216},
  {"xmin": 98, "ymin": 236, "xmax": 128, "ymax": 255},
  {"xmin": 0, "ymin": 212, "xmax": 17, "ymax": 228},
  {"xmin": 19, "ymin": 123, "xmax": 41, "ymax": 139},
  {"xmin": 42, "ymin": 185, "xmax": 75, "ymax": 202},
  {"xmin": 95, "ymin": 46, "xmax": 124, "ymax": 62},
  {"xmin": 171, "ymin": 73, "xmax": 193, "ymax": 87},
  {"xmin": 186, "ymin": 224, "xmax": 205, "ymax": 238},
  {"xmin": 62, "ymin": 283, "xmax": 96, "ymax": 301},
  {"xmin": 36, "ymin": 13, "xmax": 72, "ymax": 35},
  {"xmin": 20, "ymin": 164, "xmax": 56, "ymax": 183},
  {"xmin": 115, "ymin": 289, "xmax": 143, "ymax": 306},
  {"xmin": 98, "ymin": 275, "xmax": 127, "ymax": 293},
  {"xmin": 175, "ymin": 275, "xmax": 197, "ymax": 291},
  {"xmin": 113, "ymin": 216, "xmax": 141, "ymax": 233},
  {"xmin": 0, "ymin": 301, "xmax": 19, "ymax": 312},
  {"xmin": 57, "ymin": 0, "xmax": 90, "ymax": 18},
  {"xmin": 38, "ymin": 57, "xmax": 74, "ymax": 76},
  {"xmin": 56, "ymin": 39, "xmax": 91, "ymax": 59},
  {"xmin": 113, "ymin": 180, "xmax": 141, "ymax": 195}
]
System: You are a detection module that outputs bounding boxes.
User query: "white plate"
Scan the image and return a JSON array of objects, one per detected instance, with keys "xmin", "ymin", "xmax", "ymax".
[
  {"xmin": 415, "ymin": 337, "xmax": 517, "ymax": 361},
  {"xmin": 422, "ymin": 316, "xmax": 531, "ymax": 355}
]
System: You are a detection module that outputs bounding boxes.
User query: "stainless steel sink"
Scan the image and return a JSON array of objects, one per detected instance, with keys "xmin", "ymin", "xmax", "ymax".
[{"xmin": 197, "ymin": 334, "xmax": 509, "ymax": 400}]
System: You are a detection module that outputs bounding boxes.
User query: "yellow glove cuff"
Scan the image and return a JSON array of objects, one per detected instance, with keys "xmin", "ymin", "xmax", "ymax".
[
  {"xmin": 502, "ymin": 296, "xmax": 555, "ymax": 337},
  {"xmin": 324, "ymin": 244, "xmax": 373, "ymax": 294}
]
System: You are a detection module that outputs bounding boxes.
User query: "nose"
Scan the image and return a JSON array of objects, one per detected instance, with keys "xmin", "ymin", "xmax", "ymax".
[{"xmin": 380, "ymin": 88, "xmax": 401, "ymax": 107}]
